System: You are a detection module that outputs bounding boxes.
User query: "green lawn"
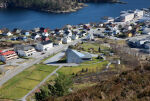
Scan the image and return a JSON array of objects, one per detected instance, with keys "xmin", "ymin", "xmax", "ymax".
[
  {"xmin": 0, "ymin": 62, "xmax": 4, "ymax": 65},
  {"xmin": 74, "ymin": 42, "xmax": 110, "ymax": 54},
  {"xmin": 57, "ymin": 59, "xmax": 109, "ymax": 75},
  {"xmin": 0, "ymin": 64, "xmax": 57, "ymax": 100}
]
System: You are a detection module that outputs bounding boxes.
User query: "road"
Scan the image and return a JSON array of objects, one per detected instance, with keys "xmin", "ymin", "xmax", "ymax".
[
  {"xmin": 44, "ymin": 52, "xmax": 65, "ymax": 64},
  {"xmin": 21, "ymin": 65, "xmax": 63, "ymax": 101},
  {"xmin": 0, "ymin": 38, "xmax": 82, "ymax": 86}
]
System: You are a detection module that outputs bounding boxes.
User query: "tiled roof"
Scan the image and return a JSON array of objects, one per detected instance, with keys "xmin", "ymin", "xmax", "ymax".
[{"xmin": 0, "ymin": 51, "xmax": 15, "ymax": 56}]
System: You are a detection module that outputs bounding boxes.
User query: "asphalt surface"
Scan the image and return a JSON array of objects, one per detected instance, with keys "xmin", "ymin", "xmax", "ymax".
[{"xmin": 44, "ymin": 52, "xmax": 65, "ymax": 64}]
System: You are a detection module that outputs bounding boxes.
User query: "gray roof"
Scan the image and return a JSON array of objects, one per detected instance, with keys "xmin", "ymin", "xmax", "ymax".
[
  {"xmin": 14, "ymin": 45, "xmax": 34, "ymax": 51},
  {"xmin": 41, "ymin": 40, "xmax": 52, "ymax": 45},
  {"xmin": 71, "ymin": 49, "xmax": 92, "ymax": 59}
]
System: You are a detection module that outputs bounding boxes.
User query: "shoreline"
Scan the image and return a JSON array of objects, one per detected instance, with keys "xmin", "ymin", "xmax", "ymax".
[
  {"xmin": 0, "ymin": 1, "xmax": 125, "ymax": 14},
  {"xmin": 42, "ymin": 3, "xmax": 87, "ymax": 14}
]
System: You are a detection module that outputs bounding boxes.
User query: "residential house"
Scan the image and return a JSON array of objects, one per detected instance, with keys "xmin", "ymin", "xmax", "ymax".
[
  {"xmin": 143, "ymin": 28, "xmax": 150, "ymax": 35},
  {"xmin": 66, "ymin": 49, "xmax": 92, "ymax": 64},
  {"xmin": 11, "ymin": 37, "xmax": 18, "ymax": 41},
  {"xmin": 64, "ymin": 30, "xmax": 72, "ymax": 37},
  {"xmin": 0, "ymin": 30, "xmax": 2, "ymax": 35},
  {"xmin": 72, "ymin": 34, "xmax": 79, "ymax": 40},
  {"xmin": 0, "ymin": 50, "xmax": 18, "ymax": 62},
  {"xmin": 3, "ymin": 32, "xmax": 12, "ymax": 36},
  {"xmin": 18, "ymin": 36, "xmax": 27, "ymax": 41},
  {"xmin": 14, "ymin": 45, "xmax": 36, "ymax": 57},
  {"xmin": 34, "ymin": 28, "xmax": 40, "ymax": 33},
  {"xmin": 42, "ymin": 32, "xmax": 49, "ymax": 37},
  {"xmin": 144, "ymin": 42, "xmax": 150, "ymax": 49},
  {"xmin": 23, "ymin": 32, "xmax": 30, "ymax": 36},
  {"xmin": 35, "ymin": 40, "xmax": 53, "ymax": 51},
  {"xmin": 62, "ymin": 36, "xmax": 72, "ymax": 44},
  {"xmin": 134, "ymin": 9, "xmax": 144, "ymax": 18},
  {"xmin": 85, "ymin": 33, "xmax": 94, "ymax": 40}
]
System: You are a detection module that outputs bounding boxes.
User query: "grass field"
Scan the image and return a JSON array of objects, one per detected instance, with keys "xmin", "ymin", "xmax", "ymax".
[
  {"xmin": 57, "ymin": 59, "xmax": 109, "ymax": 76},
  {"xmin": 0, "ymin": 64, "xmax": 57, "ymax": 100},
  {"xmin": 73, "ymin": 82, "xmax": 97, "ymax": 91},
  {"xmin": 74, "ymin": 42, "xmax": 110, "ymax": 53}
]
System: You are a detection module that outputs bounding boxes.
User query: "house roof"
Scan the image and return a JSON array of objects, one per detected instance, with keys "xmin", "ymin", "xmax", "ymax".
[
  {"xmin": 71, "ymin": 49, "xmax": 92, "ymax": 59},
  {"xmin": 0, "ymin": 51, "xmax": 15, "ymax": 56},
  {"xmin": 14, "ymin": 45, "xmax": 34, "ymax": 51},
  {"xmin": 41, "ymin": 40, "xmax": 53, "ymax": 45}
]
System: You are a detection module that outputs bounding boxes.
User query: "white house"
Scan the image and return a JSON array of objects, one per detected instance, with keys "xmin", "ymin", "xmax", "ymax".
[
  {"xmin": 135, "ymin": 9, "xmax": 144, "ymax": 18},
  {"xmin": 66, "ymin": 49, "xmax": 92, "ymax": 64},
  {"xmin": 62, "ymin": 36, "xmax": 72, "ymax": 44},
  {"xmin": 85, "ymin": 33, "xmax": 94, "ymax": 40},
  {"xmin": 3, "ymin": 32, "xmax": 12, "ymax": 36},
  {"xmin": 35, "ymin": 41, "xmax": 53, "ymax": 51},
  {"xmin": 33, "ymin": 34, "xmax": 41, "ymax": 40},
  {"xmin": 42, "ymin": 32, "xmax": 49, "ymax": 37},
  {"xmin": 72, "ymin": 34, "xmax": 79, "ymax": 40},
  {"xmin": 14, "ymin": 45, "xmax": 36, "ymax": 57},
  {"xmin": 120, "ymin": 13, "xmax": 135, "ymax": 22}
]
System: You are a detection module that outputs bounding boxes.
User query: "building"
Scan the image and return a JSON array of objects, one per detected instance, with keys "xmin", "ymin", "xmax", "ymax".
[
  {"xmin": 14, "ymin": 45, "xmax": 36, "ymax": 57},
  {"xmin": 35, "ymin": 41, "xmax": 53, "ymax": 51},
  {"xmin": 3, "ymin": 32, "xmax": 12, "ymax": 36},
  {"xmin": 62, "ymin": 36, "xmax": 72, "ymax": 44},
  {"xmin": 143, "ymin": 28, "xmax": 150, "ymax": 35},
  {"xmin": 85, "ymin": 33, "xmax": 94, "ymax": 40},
  {"xmin": 72, "ymin": 34, "xmax": 79, "ymax": 40},
  {"xmin": 144, "ymin": 42, "xmax": 150, "ymax": 49},
  {"xmin": 0, "ymin": 50, "xmax": 18, "ymax": 62},
  {"xmin": 66, "ymin": 49, "xmax": 92, "ymax": 64},
  {"xmin": 120, "ymin": 13, "xmax": 134, "ymax": 22},
  {"xmin": 135, "ymin": 10, "xmax": 144, "ymax": 18}
]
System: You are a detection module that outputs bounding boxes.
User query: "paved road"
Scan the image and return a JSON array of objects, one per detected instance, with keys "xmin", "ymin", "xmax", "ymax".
[
  {"xmin": 0, "ymin": 38, "xmax": 82, "ymax": 86},
  {"xmin": 44, "ymin": 52, "xmax": 65, "ymax": 64},
  {"xmin": 21, "ymin": 65, "xmax": 63, "ymax": 101}
]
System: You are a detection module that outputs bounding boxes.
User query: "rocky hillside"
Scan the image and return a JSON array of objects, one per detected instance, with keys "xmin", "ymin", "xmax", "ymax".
[
  {"xmin": 0, "ymin": 0, "xmax": 119, "ymax": 13},
  {"xmin": 57, "ymin": 67, "xmax": 150, "ymax": 101},
  {"xmin": 0, "ymin": 0, "xmax": 82, "ymax": 13},
  {"xmin": 78, "ymin": 0, "xmax": 119, "ymax": 3}
]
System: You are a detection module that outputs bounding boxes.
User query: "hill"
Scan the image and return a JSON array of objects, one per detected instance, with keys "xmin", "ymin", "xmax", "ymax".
[
  {"xmin": 0, "ymin": 0, "xmax": 119, "ymax": 13},
  {"xmin": 59, "ymin": 67, "xmax": 150, "ymax": 101}
]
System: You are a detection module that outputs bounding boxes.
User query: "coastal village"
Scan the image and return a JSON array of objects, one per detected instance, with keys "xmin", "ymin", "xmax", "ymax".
[{"xmin": 1, "ymin": 7, "xmax": 150, "ymax": 101}]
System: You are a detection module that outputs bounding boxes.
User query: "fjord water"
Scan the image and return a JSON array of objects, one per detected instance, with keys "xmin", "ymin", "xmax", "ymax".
[{"xmin": 0, "ymin": 0, "xmax": 150, "ymax": 30}]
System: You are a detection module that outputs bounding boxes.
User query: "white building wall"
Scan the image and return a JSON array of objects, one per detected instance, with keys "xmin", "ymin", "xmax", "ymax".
[
  {"xmin": 43, "ymin": 43, "xmax": 53, "ymax": 51},
  {"xmin": 121, "ymin": 13, "xmax": 134, "ymax": 22}
]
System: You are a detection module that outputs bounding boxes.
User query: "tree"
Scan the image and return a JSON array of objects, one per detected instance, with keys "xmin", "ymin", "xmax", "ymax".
[
  {"xmin": 35, "ymin": 86, "xmax": 50, "ymax": 101},
  {"xmin": 35, "ymin": 73, "xmax": 73, "ymax": 101},
  {"xmin": 54, "ymin": 73, "xmax": 73, "ymax": 96},
  {"xmin": 98, "ymin": 47, "xmax": 101, "ymax": 53},
  {"xmin": 68, "ymin": 45, "xmax": 74, "ymax": 49}
]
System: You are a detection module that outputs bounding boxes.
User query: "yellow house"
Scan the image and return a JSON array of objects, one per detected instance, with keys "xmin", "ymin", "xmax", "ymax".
[
  {"xmin": 128, "ymin": 33, "xmax": 133, "ymax": 37},
  {"xmin": 0, "ymin": 30, "xmax": 2, "ymax": 34}
]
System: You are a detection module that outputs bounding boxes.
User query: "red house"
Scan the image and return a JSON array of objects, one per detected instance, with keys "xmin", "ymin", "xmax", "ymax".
[{"xmin": 0, "ymin": 50, "xmax": 18, "ymax": 62}]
